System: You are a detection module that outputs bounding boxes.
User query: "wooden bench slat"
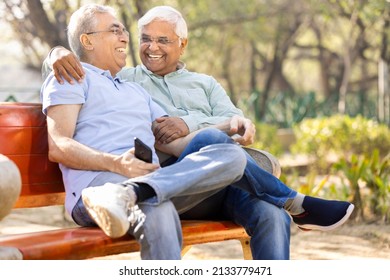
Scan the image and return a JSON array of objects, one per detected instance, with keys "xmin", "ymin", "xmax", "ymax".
[
  {"xmin": 0, "ymin": 102, "xmax": 46, "ymax": 127},
  {"xmin": 0, "ymin": 127, "xmax": 48, "ymax": 154},
  {"xmin": 8, "ymin": 155, "xmax": 63, "ymax": 191},
  {"xmin": 0, "ymin": 221, "xmax": 247, "ymax": 260},
  {"xmin": 13, "ymin": 193, "xmax": 66, "ymax": 208}
]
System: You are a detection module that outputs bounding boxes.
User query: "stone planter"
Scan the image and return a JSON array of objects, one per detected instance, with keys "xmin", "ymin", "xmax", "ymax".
[{"xmin": 0, "ymin": 154, "xmax": 21, "ymax": 221}]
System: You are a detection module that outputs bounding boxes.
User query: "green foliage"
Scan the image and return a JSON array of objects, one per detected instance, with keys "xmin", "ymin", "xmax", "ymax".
[
  {"xmin": 287, "ymin": 114, "xmax": 390, "ymax": 222},
  {"xmin": 363, "ymin": 150, "xmax": 390, "ymax": 222},
  {"xmin": 291, "ymin": 115, "xmax": 390, "ymax": 162},
  {"xmin": 263, "ymin": 91, "xmax": 318, "ymax": 128},
  {"xmin": 332, "ymin": 149, "xmax": 390, "ymax": 223},
  {"xmin": 240, "ymin": 90, "xmax": 379, "ymax": 129},
  {"xmin": 278, "ymin": 170, "xmax": 352, "ymax": 212},
  {"xmin": 5, "ymin": 95, "xmax": 17, "ymax": 102},
  {"xmin": 332, "ymin": 153, "xmax": 367, "ymax": 221},
  {"xmin": 281, "ymin": 170, "xmax": 329, "ymax": 196}
]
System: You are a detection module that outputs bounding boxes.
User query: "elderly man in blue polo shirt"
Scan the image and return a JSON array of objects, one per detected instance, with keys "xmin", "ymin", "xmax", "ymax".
[{"xmin": 40, "ymin": 4, "xmax": 249, "ymax": 260}]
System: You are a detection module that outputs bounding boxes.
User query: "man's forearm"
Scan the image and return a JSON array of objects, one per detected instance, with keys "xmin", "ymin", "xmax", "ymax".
[
  {"xmin": 155, "ymin": 128, "xmax": 206, "ymax": 157},
  {"xmin": 49, "ymin": 136, "xmax": 117, "ymax": 173},
  {"xmin": 210, "ymin": 119, "xmax": 231, "ymax": 133},
  {"xmin": 180, "ymin": 114, "xmax": 232, "ymax": 133}
]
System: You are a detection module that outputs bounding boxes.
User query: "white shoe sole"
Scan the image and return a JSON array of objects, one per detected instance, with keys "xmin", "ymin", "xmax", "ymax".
[
  {"xmin": 82, "ymin": 187, "xmax": 130, "ymax": 238},
  {"xmin": 297, "ymin": 204, "xmax": 355, "ymax": 232},
  {"xmin": 243, "ymin": 147, "xmax": 281, "ymax": 178}
]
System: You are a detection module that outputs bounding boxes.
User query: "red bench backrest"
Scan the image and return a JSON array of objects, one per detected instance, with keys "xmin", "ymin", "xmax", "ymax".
[{"xmin": 0, "ymin": 102, "xmax": 65, "ymax": 208}]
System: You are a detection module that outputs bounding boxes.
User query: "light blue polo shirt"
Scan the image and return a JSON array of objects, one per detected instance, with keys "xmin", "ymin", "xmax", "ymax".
[{"xmin": 40, "ymin": 63, "xmax": 166, "ymax": 214}]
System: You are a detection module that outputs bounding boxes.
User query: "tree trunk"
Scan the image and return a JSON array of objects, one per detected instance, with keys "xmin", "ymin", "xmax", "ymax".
[
  {"xmin": 221, "ymin": 47, "xmax": 237, "ymax": 104},
  {"xmin": 338, "ymin": 50, "xmax": 351, "ymax": 114},
  {"xmin": 26, "ymin": 0, "xmax": 67, "ymax": 47},
  {"xmin": 379, "ymin": 11, "xmax": 390, "ymax": 126}
]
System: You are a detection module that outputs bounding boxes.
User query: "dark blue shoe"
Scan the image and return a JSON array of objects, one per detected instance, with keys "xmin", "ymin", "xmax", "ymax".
[{"xmin": 291, "ymin": 196, "xmax": 354, "ymax": 231}]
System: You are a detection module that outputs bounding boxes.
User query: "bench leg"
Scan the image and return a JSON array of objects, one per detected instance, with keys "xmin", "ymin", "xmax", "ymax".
[
  {"xmin": 181, "ymin": 245, "xmax": 192, "ymax": 257},
  {"xmin": 239, "ymin": 238, "xmax": 253, "ymax": 260}
]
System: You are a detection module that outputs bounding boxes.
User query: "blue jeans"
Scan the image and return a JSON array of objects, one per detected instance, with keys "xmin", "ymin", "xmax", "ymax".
[
  {"xmin": 73, "ymin": 128, "xmax": 292, "ymax": 259},
  {"xmin": 180, "ymin": 187, "xmax": 291, "ymax": 259},
  {"xmin": 177, "ymin": 128, "xmax": 297, "ymax": 207},
  {"xmin": 177, "ymin": 128, "xmax": 292, "ymax": 259},
  {"xmin": 72, "ymin": 136, "xmax": 247, "ymax": 259}
]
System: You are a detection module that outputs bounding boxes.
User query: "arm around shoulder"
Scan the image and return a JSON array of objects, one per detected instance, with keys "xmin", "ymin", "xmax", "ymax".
[{"xmin": 41, "ymin": 46, "xmax": 85, "ymax": 84}]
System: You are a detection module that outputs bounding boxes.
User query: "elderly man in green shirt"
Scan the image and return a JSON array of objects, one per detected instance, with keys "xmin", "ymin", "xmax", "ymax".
[{"xmin": 42, "ymin": 5, "xmax": 354, "ymax": 260}]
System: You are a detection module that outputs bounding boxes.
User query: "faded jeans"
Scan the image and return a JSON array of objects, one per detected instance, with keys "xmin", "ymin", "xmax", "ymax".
[
  {"xmin": 177, "ymin": 128, "xmax": 293, "ymax": 259},
  {"xmin": 72, "ymin": 132, "xmax": 247, "ymax": 259},
  {"xmin": 72, "ymin": 128, "xmax": 293, "ymax": 259}
]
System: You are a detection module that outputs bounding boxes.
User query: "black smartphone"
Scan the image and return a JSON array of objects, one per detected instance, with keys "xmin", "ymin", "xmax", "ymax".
[{"xmin": 134, "ymin": 137, "xmax": 153, "ymax": 163}]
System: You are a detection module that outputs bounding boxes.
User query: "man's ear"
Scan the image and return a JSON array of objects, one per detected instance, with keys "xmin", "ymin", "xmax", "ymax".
[
  {"xmin": 180, "ymin": 38, "xmax": 188, "ymax": 55},
  {"xmin": 80, "ymin": 34, "xmax": 93, "ymax": 51}
]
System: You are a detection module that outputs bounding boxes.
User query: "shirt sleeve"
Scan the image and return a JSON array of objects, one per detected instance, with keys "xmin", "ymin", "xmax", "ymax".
[
  {"xmin": 40, "ymin": 74, "xmax": 85, "ymax": 115},
  {"xmin": 181, "ymin": 77, "xmax": 244, "ymax": 132}
]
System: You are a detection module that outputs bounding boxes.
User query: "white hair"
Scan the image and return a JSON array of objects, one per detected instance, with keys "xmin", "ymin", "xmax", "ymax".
[{"xmin": 138, "ymin": 6, "xmax": 188, "ymax": 39}]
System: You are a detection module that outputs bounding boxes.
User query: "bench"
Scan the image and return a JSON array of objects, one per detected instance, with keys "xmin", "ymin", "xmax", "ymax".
[{"xmin": 0, "ymin": 102, "xmax": 281, "ymax": 260}]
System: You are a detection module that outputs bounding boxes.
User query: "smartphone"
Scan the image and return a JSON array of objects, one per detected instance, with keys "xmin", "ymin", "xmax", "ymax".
[{"xmin": 134, "ymin": 137, "xmax": 153, "ymax": 163}]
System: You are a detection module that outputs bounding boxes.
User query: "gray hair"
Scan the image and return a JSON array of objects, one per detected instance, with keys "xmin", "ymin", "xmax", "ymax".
[
  {"xmin": 67, "ymin": 4, "xmax": 116, "ymax": 58},
  {"xmin": 138, "ymin": 6, "xmax": 188, "ymax": 39}
]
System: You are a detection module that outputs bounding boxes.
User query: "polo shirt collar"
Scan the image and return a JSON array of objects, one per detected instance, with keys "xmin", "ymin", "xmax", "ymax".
[
  {"xmin": 81, "ymin": 62, "xmax": 126, "ymax": 83},
  {"xmin": 140, "ymin": 61, "xmax": 186, "ymax": 78}
]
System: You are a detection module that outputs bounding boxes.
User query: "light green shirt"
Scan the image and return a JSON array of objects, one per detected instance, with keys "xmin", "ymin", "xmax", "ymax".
[
  {"xmin": 118, "ymin": 63, "xmax": 243, "ymax": 132},
  {"xmin": 42, "ymin": 58, "xmax": 243, "ymax": 132}
]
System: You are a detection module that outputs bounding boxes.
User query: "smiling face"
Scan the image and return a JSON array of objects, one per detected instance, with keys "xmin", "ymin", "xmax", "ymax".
[
  {"xmin": 139, "ymin": 20, "xmax": 187, "ymax": 76},
  {"xmin": 82, "ymin": 12, "xmax": 129, "ymax": 76}
]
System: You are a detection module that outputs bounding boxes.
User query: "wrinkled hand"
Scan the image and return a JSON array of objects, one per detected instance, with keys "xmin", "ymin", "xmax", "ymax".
[
  {"xmin": 228, "ymin": 115, "xmax": 256, "ymax": 146},
  {"xmin": 50, "ymin": 47, "xmax": 85, "ymax": 84},
  {"xmin": 153, "ymin": 117, "xmax": 190, "ymax": 144},
  {"xmin": 114, "ymin": 148, "xmax": 159, "ymax": 178}
]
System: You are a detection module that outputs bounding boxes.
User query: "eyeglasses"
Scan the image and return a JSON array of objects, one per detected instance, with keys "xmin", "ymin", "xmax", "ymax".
[
  {"xmin": 86, "ymin": 27, "xmax": 129, "ymax": 37},
  {"xmin": 140, "ymin": 35, "xmax": 179, "ymax": 46}
]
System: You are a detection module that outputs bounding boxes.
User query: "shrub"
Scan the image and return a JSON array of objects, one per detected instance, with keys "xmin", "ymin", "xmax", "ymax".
[
  {"xmin": 332, "ymin": 149, "xmax": 390, "ymax": 223},
  {"xmin": 291, "ymin": 115, "xmax": 390, "ymax": 166}
]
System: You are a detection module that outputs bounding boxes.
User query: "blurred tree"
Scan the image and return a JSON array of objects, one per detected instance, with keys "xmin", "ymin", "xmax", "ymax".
[
  {"xmin": 297, "ymin": 0, "xmax": 389, "ymax": 116},
  {"xmin": 2, "ymin": 0, "xmax": 70, "ymax": 68}
]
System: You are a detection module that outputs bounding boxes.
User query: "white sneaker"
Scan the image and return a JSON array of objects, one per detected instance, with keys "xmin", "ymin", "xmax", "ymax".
[{"xmin": 81, "ymin": 183, "xmax": 137, "ymax": 238}]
